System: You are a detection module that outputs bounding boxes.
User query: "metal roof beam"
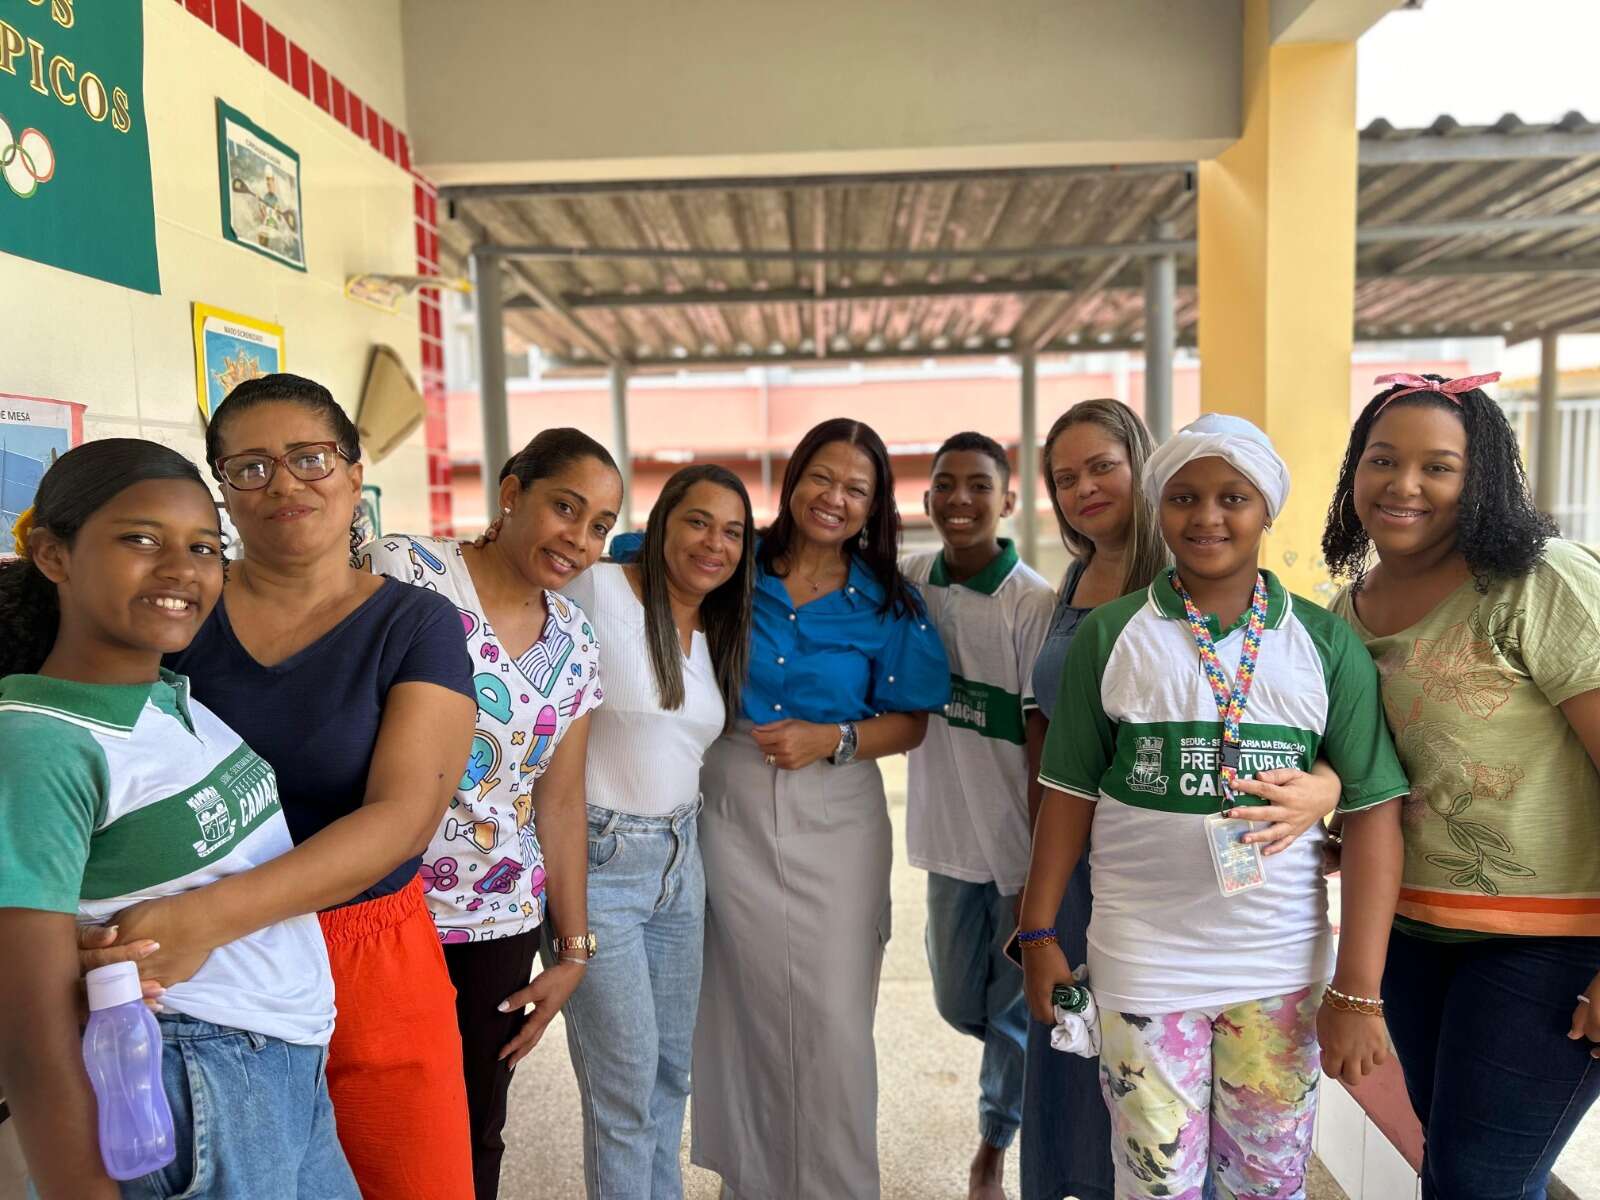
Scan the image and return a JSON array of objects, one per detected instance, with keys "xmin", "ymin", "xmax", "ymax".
[
  {"xmin": 525, "ymin": 255, "xmax": 1600, "ymax": 314},
  {"xmin": 546, "ymin": 277, "xmax": 1102, "ymax": 311},
  {"xmin": 439, "ymin": 163, "xmax": 1191, "ymax": 203},
  {"xmin": 1385, "ymin": 255, "xmax": 1600, "ymax": 278},
  {"xmin": 476, "ymin": 214, "xmax": 1600, "ymax": 267},
  {"xmin": 1358, "ymin": 212, "xmax": 1600, "ymax": 243},
  {"xmin": 478, "ymin": 237, "xmax": 1193, "ymax": 265},
  {"xmin": 1360, "ymin": 129, "xmax": 1600, "ymax": 166},
  {"xmin": 455, "ymin": 213, "xmax": 618, "ymax": 366},
  {"xmin": 544, "ymin": 335, "xmax": 1197, "ymax": 375}
]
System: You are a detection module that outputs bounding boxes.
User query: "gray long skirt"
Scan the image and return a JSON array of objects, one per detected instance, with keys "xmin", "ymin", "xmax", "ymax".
[{"xmin": 690, "ymin": 727, "xmax": 892, "ymax": 1200}]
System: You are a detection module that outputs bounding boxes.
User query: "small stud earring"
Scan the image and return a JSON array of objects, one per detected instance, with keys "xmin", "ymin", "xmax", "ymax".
[{"xmin": 501, "ymin": 506, "xmax": 512, "ymax": 515}]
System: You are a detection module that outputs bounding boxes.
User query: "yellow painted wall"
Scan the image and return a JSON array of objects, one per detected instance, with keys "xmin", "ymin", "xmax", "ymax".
[
  {"xmin": 1198, "ymin": 0, "xmax": 1358, "ymax": 601},
  {"xmin": 0, "ymin": 0, "xmax": 428, "ymax": 533},
  {"xmin": 401, "ymin": 0, "xmax": 1241, "ymax": 185}
]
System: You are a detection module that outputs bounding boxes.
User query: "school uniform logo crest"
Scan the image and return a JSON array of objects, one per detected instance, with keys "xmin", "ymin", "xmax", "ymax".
[
  {"xmin": 1126, "ymin": 736, "xmax": 1169, "ymax": 795},
  {"xmin": 186, "ymin": 785, "xmax": 236, "ymax": 858}
]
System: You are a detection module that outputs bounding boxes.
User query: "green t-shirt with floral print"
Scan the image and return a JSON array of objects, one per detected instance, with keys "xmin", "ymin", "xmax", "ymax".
[{"xmin": 1333, "ymin": 539, "xmax": 1600, "ymax": 941}]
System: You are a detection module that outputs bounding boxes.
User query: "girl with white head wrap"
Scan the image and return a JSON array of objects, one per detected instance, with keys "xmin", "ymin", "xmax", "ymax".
[
  {"xmin": 1142, "ymin": 413, "xmax": 1291, "ymax": 521},
  {"xmin": 1019, "ymin": 408, "xmax": 1409, "ymax": 1200}
]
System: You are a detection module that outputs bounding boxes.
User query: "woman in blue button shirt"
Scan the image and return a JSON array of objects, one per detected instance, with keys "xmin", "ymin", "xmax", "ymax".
[{"xmin": 690, "ymin": 418, "xmax": 950, "ymax": 1200}]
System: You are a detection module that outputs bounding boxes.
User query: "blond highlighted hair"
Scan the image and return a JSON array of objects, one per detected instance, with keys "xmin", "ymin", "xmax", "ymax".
[{"xmin": 1039, "ymin": 398, "xmax": 1169, "ymax": 598}]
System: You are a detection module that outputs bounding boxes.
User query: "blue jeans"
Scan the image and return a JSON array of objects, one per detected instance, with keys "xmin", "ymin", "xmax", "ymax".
[
  {"xmin": 123, "ymin": 1015, "xmax": 357, "ymax": 1200},
  {"xmin": 1020, "ymin": 858, "xmax": 1113, "ymax": 1200},
  {"xmin": 562, "ymin": 801, "xmax": 705, "ymax": 1200},
  {"xmin": 1384, "ymin": 928, "xmax": 1600, "ymax": 1200},
  {"xmin": 925, "ymin": 873, "xmax": 1028, "ymax": 1149}
]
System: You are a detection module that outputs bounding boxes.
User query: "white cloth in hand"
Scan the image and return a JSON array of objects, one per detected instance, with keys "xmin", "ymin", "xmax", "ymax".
[{"xmin": 1049, "ymin": 965, "xmax": 1101, "ymax": 1058}]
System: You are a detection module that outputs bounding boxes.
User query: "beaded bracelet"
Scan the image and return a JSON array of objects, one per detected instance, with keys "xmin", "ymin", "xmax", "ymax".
[
  {"xmin": 1019, "ymin": 934, "xmax": 1059, "ymax": 950},
  {"xmin": 1324, "ymin": 985, "xmax": 1384, "ymax": 1016},
  {"xmin": 1017, "ymin": 927, "xmax": 1058, "ymax": 945}
]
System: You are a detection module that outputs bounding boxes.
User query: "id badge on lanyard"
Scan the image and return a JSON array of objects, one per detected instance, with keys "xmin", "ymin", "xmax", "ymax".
[{"xmin": 1175, "ymin": 572, "xmax": 1270, "ymax": 897}]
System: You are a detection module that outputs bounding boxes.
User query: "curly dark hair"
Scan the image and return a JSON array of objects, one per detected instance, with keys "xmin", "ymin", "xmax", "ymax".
[
  {"xmin": 1321, "ymin": 375, "xmax": 1556, "ymax": 590},
  {"xmin": 0, "ymin": 439, "xmax": 211, "ymax": 678}
]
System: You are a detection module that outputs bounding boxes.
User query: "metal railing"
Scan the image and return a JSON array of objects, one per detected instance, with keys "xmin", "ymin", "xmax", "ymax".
[{"xmin": 1502, "ymin": 398, "xmax": 1600, "ymax": 544}]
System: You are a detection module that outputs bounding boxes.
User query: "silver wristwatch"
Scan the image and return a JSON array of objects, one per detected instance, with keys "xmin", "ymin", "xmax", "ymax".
[{"xmin": 829, "ymin": 720, "xmax": 859, "ymax": 765}]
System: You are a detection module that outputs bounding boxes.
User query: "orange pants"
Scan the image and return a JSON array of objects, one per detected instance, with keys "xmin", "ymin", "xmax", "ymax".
[{"xmin": 319, "ymin": 876, "xmax": 474, "ymax": 1200}]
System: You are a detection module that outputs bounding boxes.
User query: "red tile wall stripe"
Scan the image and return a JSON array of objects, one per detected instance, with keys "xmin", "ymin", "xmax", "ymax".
[
  {"xmin": 176, "ymin": 0, "xmax": 454, "ymax": 534},
  {"xmin": 213, "ymin": 0, "xmax": 240, "ymax": 43},
  {"xmin": 264, "ymin": 25, "xmax": 288, "ymax": 81}
]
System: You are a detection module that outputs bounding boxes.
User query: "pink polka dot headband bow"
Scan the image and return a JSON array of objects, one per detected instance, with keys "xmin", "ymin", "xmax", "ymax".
[{"xmin": 1373, "ymin": 371, "xmax": 1501, "ymax": 413}]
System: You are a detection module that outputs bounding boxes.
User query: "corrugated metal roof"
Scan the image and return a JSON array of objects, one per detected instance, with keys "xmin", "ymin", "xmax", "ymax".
[{"xmin": 436, "ymin": 114, "xmax": 1600, "ymax": 370}]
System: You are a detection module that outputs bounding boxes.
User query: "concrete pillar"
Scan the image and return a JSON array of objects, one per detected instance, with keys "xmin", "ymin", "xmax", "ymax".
[
  {"xmin": 1536, "ymin": 332, "xmax": 1562, "ymax": 522},
  {"xmin": 471, "ymin": 247, "xmax": 511, "ymax": 527},
  {"xmin": 610, "ymin": 364, "xmax": 633, "ymax": 531},
  {"xmin": 1018, "ymin": 352, "xmax": 1039, "ymax": 567},
  {"xmin": 1197, "ymin": 0, "xmax": 1357, "ymax": 597},
  {"xmin": 1143, "ymin": 223, "xmax": 1177, "ymax": 442}
]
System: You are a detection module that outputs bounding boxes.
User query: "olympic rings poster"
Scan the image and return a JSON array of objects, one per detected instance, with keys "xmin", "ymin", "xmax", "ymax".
[
  {"xmin": 0, "ymin": 0, "xmax": 159, "ymax": 293},
  {"xmin": 192, "ymin": 303, "xmax": 285, "ymax": 423},
  {"xmin": 216, "ymin": 99, "xmax": 306, "ymax": 272}
]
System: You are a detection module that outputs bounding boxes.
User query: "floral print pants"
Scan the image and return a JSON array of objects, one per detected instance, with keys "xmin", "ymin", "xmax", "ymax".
[{"xmin": 1097, "ymin": 985, "xmax": 1323, "ymax": 1199}]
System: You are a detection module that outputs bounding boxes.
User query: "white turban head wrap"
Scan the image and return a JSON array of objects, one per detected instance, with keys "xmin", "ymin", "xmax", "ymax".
[{"xmin": 1142, "ymin": 413, "xmax": 1291, "ymax": 520}]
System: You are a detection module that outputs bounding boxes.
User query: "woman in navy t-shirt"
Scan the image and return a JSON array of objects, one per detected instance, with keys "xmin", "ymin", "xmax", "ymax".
[{"xmin": 157, "ymin": 374, "xmax": 478, "ymax": 1200}]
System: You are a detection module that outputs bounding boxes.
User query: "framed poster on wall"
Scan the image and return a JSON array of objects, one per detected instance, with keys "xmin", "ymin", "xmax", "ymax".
[
  {"xmin": 1, "ymin": 394, "xmax": 86, "ymax": 556},
  {"xmin": 192, "ymin": 303, "xmax": 285, "ymax": 422},
  {"xmin": 216, "ymin": 100, "xmax": 306, "ymax": 271}
]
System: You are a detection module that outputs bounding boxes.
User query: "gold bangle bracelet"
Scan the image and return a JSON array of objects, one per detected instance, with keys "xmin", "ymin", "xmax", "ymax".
[
  {"xmin": 1323, "ymin": 985, "xmax": 1384, "ymax": 1016},
  {"xmin": 1019, "ymin": 935, "xmax": 1059, "ymax": 950}
]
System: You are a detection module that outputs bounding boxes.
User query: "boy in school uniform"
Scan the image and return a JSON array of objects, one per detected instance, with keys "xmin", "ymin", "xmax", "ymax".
[{"xmin": 902, "ymin": 431, "xmax": 1057, "ymax": 1200}]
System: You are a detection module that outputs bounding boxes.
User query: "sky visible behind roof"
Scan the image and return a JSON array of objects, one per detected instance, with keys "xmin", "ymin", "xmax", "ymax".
[
  {"xmin": 1358, "ymin": 0, "xmax": 1600, "ymax": 127},
  {"xmin": 1359, "ymin": 1, "xmax": 1600, "ymax": 378}
]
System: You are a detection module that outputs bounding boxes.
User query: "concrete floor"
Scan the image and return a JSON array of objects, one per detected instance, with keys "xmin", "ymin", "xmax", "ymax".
[{"xmin": 497, "ymin": 757, "xmax": 1351, "ymax": 1200}]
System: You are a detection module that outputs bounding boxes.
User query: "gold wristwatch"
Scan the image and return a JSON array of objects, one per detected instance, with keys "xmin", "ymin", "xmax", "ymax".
[{"xmin": 551, "ymin": 933, "xmax": 597, "ymax": 959}]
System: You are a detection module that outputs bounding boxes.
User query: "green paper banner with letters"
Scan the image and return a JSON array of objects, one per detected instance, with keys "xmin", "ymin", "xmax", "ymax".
[{"xmin": 0, "ymin": 0, "xmax": 159, "ymax": 293}]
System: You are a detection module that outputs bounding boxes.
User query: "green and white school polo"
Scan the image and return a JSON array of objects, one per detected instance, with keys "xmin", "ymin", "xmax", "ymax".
[
  {"xmin": 904, "ymin": 541, "xmax": 1056, "ymax": 892},
  {"xmin": 1038, "ymin": 570, "xmax": 1408, "ymax": 1014},
  {"xmin": 0, "ymin": 670, "xmax": 334, "ymax": 1045}
]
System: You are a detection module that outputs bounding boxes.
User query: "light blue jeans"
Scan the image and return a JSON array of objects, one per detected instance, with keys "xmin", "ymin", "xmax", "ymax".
[
  {"xmin": 562, "ymin": 800, "xmax": 705, "ymax": 1200},
  {"xmin": 124, "ymin": 1015, "xmax": 357, "ymax": 1199},
  {"xmin": 925, "ymin": 873, "xmax": 1028, "ymax": 1149}
]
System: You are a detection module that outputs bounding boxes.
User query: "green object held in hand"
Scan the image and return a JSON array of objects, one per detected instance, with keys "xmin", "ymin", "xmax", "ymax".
[{"xmin": 1052, "ymin": 983, "xmax": 1089, "ymax": 1013}]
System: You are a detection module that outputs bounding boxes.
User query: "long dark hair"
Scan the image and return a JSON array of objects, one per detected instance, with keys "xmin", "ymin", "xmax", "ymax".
[
  {"xmin": 759, "ymin": 418, "xmax": 921, "ymax": 618},
  {"xmin": 1040, "ymin": 398, "xmax": 1168, "ymax": 598},
  {"xmin": 0, "ymin": 439, "xmax": 211, "ymax": 677},
  {"xmin": 206, "ymin": 373, "xmax": 366, "ymax": 560},
  {"xmin": 637, "ymin": 465, "xmax": 754, "ymax": 730},
  {"xmin": 1322, "ymin": 376, "xmax": 1557, "ymax": 590}
]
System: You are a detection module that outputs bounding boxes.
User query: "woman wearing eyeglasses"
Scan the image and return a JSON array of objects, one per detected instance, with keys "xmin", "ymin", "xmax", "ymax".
[{"xmin": 94, "ymin": 374, "xmax": 482, "ymax": 1199}]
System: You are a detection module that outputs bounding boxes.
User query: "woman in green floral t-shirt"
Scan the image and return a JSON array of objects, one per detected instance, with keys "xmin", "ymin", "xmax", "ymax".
[{"xmin": 1323, "ymin": 371, "xmax": 1600, "ymax": 1200}]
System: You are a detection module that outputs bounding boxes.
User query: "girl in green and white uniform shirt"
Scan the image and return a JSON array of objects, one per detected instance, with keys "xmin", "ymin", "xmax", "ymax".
[{"xmin": 0, "ymin": 440, "xmax": 356, "ymax": 1200}]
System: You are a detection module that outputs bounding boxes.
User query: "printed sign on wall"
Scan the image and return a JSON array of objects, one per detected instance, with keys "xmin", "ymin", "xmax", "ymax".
[
  {"xmin": 192, "ymin": 302, "xmax": 285, "ymax": 422},
  {"xmin": 216, "ymin": 99, "xmax": 305, "ymax": 271},
  {"xmin": 1, "ymin": 393, "xmax": 85, "ymax": 556},
  {"xmin": 0, "ymin": 0, "xmax": 159, "ymax": 293}
]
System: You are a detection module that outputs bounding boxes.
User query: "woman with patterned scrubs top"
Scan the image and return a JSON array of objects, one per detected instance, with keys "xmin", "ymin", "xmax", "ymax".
[
  {"xmin": 367, "ymin": 427, "xmax": 621, "ymax": 1200},
  {"xmin": 690, "ymin": 419, "xmax": 950, "ymax": 1200}
]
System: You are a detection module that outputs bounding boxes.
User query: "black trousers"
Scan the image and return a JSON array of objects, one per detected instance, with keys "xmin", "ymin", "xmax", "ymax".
[{"xmin": 442, "ymin": 928, "xmax": 542, "ymax": 1200}]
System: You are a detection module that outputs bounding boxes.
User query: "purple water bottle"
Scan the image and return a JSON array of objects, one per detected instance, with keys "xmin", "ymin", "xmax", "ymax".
[{"xmin": 82, "ymin": 962, "xmax": 175, "ymax": 1180}]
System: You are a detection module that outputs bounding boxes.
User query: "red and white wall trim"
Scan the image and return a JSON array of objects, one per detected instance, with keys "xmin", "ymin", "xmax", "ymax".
[{"xmin": 173, "ymin": 0, "xmax": 454, "ymax": 535}]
